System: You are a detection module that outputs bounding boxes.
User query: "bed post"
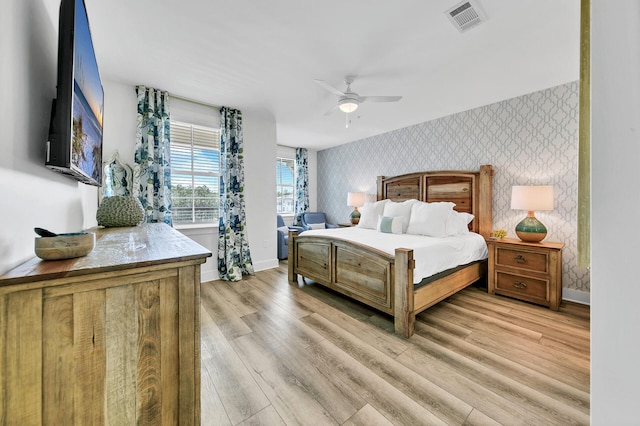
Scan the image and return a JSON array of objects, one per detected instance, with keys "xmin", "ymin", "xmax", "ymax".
[
  {"xmin": 478, "ymin": 165, "xmax": 494, "ymax": 239},
  {"xmin": 394, "ymin": 248, "xmax": 415, "ymax": 338},
  {"xmin": 288, "ymin": 229, "xmax": 299, "ymax": 285}
]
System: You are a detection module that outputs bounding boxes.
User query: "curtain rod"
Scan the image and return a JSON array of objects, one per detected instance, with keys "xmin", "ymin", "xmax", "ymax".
[
  {"xmin": 134, "ymin": 85, "xmax": 221, "ymax": 109},
  {"xmin": 170, "ymin": 93, "xmax": 221, "ymax": 110}
]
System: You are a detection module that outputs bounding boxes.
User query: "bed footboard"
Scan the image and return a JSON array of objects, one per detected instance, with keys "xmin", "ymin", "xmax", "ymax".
[
  {"xmin": 289, "ymin": 230, "xmax": 417, "ymax": 336},
  {"xmin": 288, "ymin": 230, "xmax": 485, "ymax": 338}
]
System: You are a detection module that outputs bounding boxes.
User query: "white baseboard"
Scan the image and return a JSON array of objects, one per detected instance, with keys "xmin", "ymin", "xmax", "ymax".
[
  {"xmin": 253, "ymin": 258, "xmax": 279, "ymax": 272},
  {"xmin": 201, "ymin": 269, "xmax": 218, "ymax": 283},
  {"xmin": 563, "ymin": 288, "xmax": 590, "ymax": 305},
  {"xmin": 200, "ymin": 258, "xmax": 279, "ymax": 283}
]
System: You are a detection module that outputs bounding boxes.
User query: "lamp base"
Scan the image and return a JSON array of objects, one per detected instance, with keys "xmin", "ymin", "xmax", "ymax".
[
  {"xmin": 349, "ymin": 207, "xmax": 361, "ymax": 225},
  {"xmin": 515, "ymin": 214, "xmax": 547, "ymax": 243}
]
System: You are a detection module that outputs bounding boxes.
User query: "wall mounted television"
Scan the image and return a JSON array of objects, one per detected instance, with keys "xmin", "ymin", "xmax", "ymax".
[{"xmin": 46, "ymin": 0, "xmax": 103, "ymax": 187}]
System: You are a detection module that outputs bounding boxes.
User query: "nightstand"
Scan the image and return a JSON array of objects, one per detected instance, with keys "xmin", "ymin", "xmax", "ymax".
[
  {"xmin": 487, "ymin": 238, "xmax": 564, "ymax": 310},
  {"xmin": 338, "ymin": 223, "xmax": 354, "ymax": 227}
]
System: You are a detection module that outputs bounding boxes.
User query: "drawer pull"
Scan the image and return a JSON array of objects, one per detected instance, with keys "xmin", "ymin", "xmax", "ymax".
[
  {"xmin": 514, "ymin": 255, "xmax": 527, "ymax": 264},
  {"xmin": 513, "ymin": 281, "xmax": 527, "ymax": 289}
]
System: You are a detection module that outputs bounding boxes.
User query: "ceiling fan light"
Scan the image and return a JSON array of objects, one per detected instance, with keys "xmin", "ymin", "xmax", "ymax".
[{"xmin": 339, "ymin": 99, "xmax": 358, "ymax": 113}]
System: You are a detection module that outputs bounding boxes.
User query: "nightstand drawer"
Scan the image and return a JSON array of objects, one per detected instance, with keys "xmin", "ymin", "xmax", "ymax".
[
  {"xmin": 495, "ymin": 272, "xmax": 547, "ymax": 300},
  {"xmin": 496, "ymin": 247, "xmax": 548, "ymax": 273}
]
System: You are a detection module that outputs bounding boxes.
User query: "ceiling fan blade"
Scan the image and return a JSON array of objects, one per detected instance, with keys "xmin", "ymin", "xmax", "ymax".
[
  {"xmin": 359, "ymin": 95, "xmax": 402, "ymax": 103},
  {"xmin": 324, "ymin": 104, "xmax": 339, "ymax": 116},
  {"xmin": 314, "ymin": 79, "xmax": 345, "ymax": 96}
]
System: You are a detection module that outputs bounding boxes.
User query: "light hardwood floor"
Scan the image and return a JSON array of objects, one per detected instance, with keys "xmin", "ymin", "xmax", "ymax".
[{"xmin": 200, "ymin": 263, "xmax": 590, "ymax": 426}]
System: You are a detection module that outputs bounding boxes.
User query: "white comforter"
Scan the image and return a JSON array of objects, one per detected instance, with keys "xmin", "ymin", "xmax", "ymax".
[{"xmin": 300, "ymin": 227, "xmax": 488, "ymax": 284}]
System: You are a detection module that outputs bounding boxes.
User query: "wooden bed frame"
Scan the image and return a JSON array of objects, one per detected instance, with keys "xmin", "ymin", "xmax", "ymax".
[{"xmin": 288, "ymin": 165, "xmax": 494, "ymax": 337}]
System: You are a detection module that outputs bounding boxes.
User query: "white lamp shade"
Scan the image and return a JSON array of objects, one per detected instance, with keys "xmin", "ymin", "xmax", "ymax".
[
  {"xmin": 510, "ymin": 185, "xmax": 554, "ymax": 211},
  {"xmin": 347, "ymin": 192, "xmax": 365, "ymax": 207}
]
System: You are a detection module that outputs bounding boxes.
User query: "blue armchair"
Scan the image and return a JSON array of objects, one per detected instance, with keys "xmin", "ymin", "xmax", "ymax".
[
  {"xmin": 300, "ymin": 212, "xmax": 337, "ymax": 231},
  {"xmin": 277, "ymin": 215, "xmax": 303, "ymax": 260}
]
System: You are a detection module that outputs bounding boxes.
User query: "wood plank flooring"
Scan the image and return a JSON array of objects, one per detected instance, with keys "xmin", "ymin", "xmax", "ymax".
[{"xmin": 200, "ymin": 263, "xmax": 590, "ymax": 425}]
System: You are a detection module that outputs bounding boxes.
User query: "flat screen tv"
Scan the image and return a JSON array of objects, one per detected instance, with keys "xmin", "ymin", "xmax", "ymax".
[{"xmin": 47, "ymin": 0, "xmax": 103, "ymax": 186}]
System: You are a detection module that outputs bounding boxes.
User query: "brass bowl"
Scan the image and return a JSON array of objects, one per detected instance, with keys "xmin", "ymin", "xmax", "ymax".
[{"xmin": 34, "ymin": 232, "xmax": 96, "ymax": 260}]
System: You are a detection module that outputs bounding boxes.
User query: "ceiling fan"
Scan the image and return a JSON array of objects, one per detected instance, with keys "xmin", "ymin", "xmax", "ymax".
[{"xmin": 314, "ymin": 76, "xmax": 402, "ymax": 123}]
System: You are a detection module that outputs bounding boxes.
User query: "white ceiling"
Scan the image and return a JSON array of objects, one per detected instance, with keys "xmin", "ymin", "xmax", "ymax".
[{"xmin": 79, "ymin": 0, "xmax": 579, "ymax": 150}]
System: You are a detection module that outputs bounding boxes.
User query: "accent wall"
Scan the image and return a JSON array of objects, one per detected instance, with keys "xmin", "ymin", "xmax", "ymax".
[{"xmin": 317, "ymin": 81, "xmax": 589, "ymax": 297}]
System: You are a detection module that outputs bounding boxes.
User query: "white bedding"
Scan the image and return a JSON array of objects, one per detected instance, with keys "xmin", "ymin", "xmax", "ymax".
[{"xmin": 300, "ymin": 227, "xmax": 488, "ymax": 284}]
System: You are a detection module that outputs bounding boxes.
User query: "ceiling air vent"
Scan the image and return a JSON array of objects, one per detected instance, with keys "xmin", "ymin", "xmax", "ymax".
[{"xmin": 445, "ymin": 0, "xmax": 487, "ymax": 33}]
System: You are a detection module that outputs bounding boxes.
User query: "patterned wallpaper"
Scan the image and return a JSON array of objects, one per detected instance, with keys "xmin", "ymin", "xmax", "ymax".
[{"xmin": 317, "ymin": 81, "xmax": 590, "ymax": 293}]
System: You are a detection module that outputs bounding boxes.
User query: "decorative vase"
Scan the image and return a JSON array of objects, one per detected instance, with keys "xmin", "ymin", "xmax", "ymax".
[
  {"xmin": 349, "ymin": 207, "xmax": 361, "ymax": 225},
  {"xmin": 515, "ymin": 214, "xmax": 547, "ymax": 243},
  {"xmin": 97, "ymin": 195, "xmax": 145, "ymax": 227}
]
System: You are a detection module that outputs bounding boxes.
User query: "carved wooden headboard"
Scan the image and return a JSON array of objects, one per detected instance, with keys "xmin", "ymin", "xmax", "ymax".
[{"xmin": 376, "ymin": 165, "xmax": 494, "ymax": 238}]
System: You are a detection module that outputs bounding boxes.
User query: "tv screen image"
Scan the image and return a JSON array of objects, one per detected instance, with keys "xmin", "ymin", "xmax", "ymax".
[
  {"xmin": 71, "ymin": 0, "xmax": 103, "ymax": 184},
  {"xmin": 47, "ymin": 0, "xmax": 103, "ymax": 187}
]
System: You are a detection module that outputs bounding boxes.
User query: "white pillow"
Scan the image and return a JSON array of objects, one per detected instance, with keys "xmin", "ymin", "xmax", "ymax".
[
  {"xmin": 308, "ymin": 222, "xmax": 325, "ymax": 230},
  {"xmin": 277, "ymin": 225, "xmax": 290, "ymax": 234},
  {"xmin": 382, "ymin": 200, "xmax": 416, "ymax": 233},
  {"xmin": 357, "ymin": 200, "xmax": 388, "ymax": 229},
  {"xmin": 377, "ymin": 216, "xmax": 403, "ymax": 234},
  {"xmin": 445, "ymin": 211, "xmax": 474, "ymax": 236},
  {"xmin": 406, "ymin": 201, "xmax": 456, "ymax": 237}
]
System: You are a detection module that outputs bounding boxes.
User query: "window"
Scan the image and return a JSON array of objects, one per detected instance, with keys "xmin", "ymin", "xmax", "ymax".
[
  {"xmin": 276, "ymin": 157, "xmax": 295, "ymax": 214},
  {"xmin": 170, "ymin": 121, "xmax": 220, "ymax": 224}
]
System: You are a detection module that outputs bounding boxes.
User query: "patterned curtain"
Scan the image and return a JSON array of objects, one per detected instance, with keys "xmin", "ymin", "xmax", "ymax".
[
  {"xmin": 218, "ymin": 107, "xmax": 254, "ymax": 281},
  {"xmin": 134, "ymin": 85, "xmax": 172, "ymax": 225},
  {"xmin": 294, "ymin": 147, "xmax": 309, "ymax": 225}
]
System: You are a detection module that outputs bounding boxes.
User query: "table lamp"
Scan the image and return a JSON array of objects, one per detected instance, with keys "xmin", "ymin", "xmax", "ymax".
[
  {"xmin": 347, "ymin": 192, "xmax": 365, "ymax": 225},
  {"xmin": 510, "ymin": 185, "xmax": 554, "ymax": 242}
]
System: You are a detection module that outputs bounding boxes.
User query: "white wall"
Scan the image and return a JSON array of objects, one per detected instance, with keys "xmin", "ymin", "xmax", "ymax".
[
  {"xmin": 0, "ymin": 0, "xmax": 99, "ymax": 275},
  {"xmin": 243, "ymin": 108, "xmax": 279, "ymax": 273},
  {"xmin": 102, "ymin": 80, "xmax": 138, "ymax": 163},
  {"xmin": 591, "ymin": 2, "xmax": 640, "ymax": 423}
]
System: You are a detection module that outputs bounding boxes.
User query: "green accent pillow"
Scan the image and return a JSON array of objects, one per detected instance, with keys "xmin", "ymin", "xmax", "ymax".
[{"xmin": 377, "ymin": 216, "xmax": 403, "ymax": 234}]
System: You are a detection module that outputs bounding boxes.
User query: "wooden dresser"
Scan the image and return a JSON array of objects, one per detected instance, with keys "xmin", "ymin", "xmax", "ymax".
[
  {"xmin": 0, "ymin": 223, "xmax": 211, "ymax": 425},
  {"xmin": 487, "ymin": 238, "xmax": 564, "ymax": 310}
]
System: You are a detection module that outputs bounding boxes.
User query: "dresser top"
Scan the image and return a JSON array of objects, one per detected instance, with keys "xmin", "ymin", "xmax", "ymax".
[{"xmin": 0, "ymin": 223, "xmax": 212, "ymax": 287}]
